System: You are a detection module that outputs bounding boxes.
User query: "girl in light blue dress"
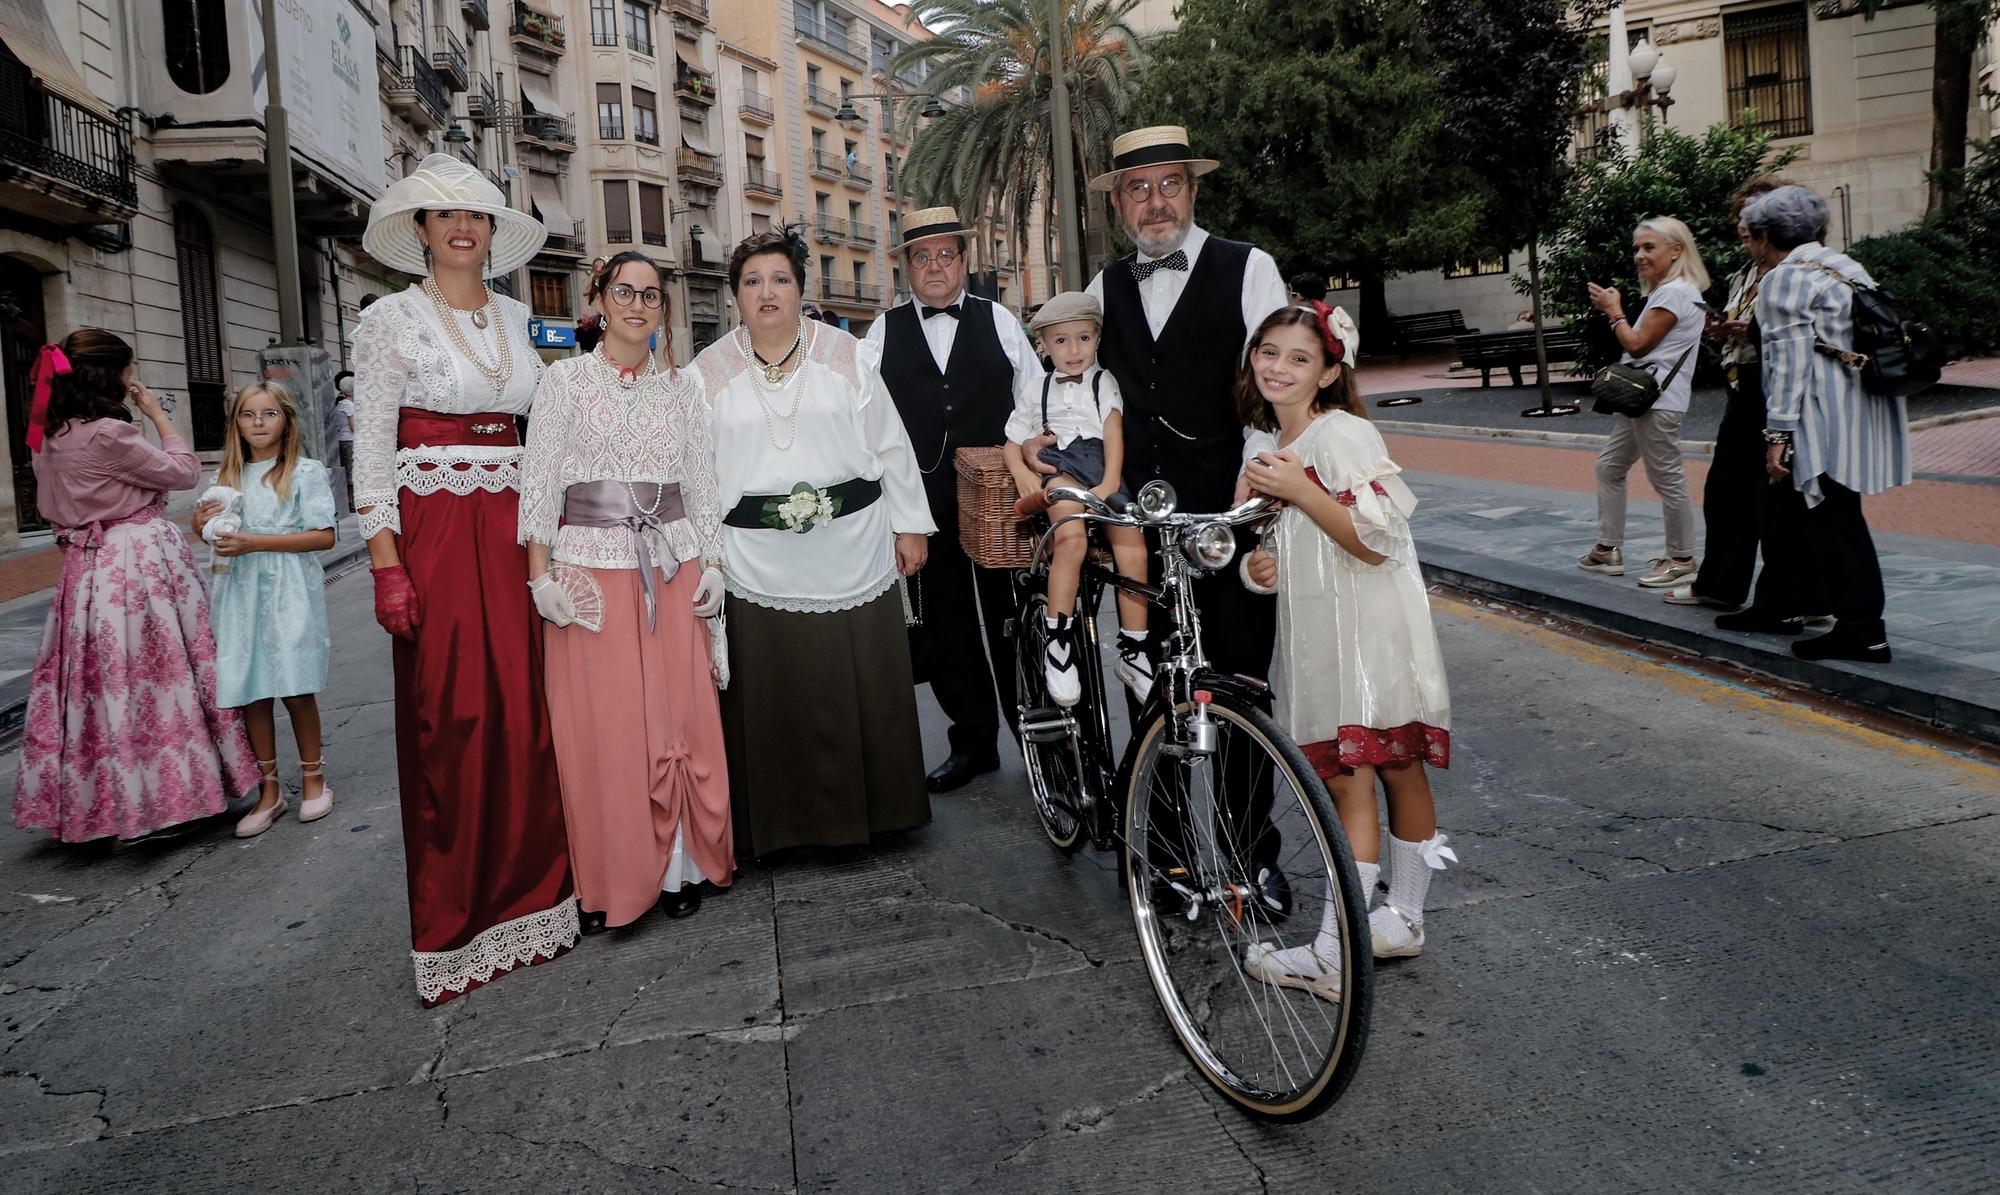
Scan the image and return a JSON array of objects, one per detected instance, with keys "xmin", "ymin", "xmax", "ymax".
[{"xmin": 192, "ymin": 381, "xmax": 337, "ymax": 838}]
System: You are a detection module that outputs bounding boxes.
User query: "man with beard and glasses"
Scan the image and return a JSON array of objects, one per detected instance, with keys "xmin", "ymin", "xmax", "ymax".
[{"xmin": 1026, "ymin": 126, "xmax": 1291, "ymax": 909}]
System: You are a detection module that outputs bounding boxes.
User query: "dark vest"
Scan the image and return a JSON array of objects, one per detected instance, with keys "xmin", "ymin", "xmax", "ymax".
[
  {"xmin": 1100, "ymin": 236, "xmax": 1253, "ymax": 513},
  {"xmin": 878, "ymin": 295, "xmax": 1015, "ymax": 529}
]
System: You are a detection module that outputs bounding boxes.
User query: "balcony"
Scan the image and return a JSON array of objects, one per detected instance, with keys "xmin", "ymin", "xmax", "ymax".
[
  {"xmin": 686, "ymin": 237, "xmax": 727, "ymax": 275},
  {"xmin": 667, "ymin": 0, "xmax": 709, "ymax": 18},
  {"xmin": 461, "ymin": 0, "xmax": 490, "ymax": 31},
  {"xmin": 796, "ymin": 18, "xmax": 863, "ymax": 70},
  {"xmin": 849, "ymin": 221, "xmax": 878, "ymax": 245},
  {"xmin": 385, "ymin": 45, "xmax": 450, "ymax": 130},
  {"xmin": 675, "ymin": 66, "xmax": 716, "ymax": 106},
  {"xmin": 844, "ymin": 159, "xmax": 873, "ymax": 188},
  {"xmin": 0, "ymin": 84, "xmax": 139, "ymax": 225},
  {"xmin": 517, "ymin": 113, "xmax": 577, "ymax": 151},
  {"xmin": 467, "ymin": 73, "xmax": 497, "ymax": 121},
  {"xmin": 804, "ymin": 83, "xmax": 838, "ymax": 117},
  {"xmin": 642, "ymin": 226, "xmax": 668, "ymax": 247},
  {"xmin": 739, "ymin": 89, "xmax": 773, "ymax": 124},
  {"xmin": 808, "ymin": 148, "xmax": 843, "ymax": 180},
  {"xmin": 511, "ymin": 4, "xmax": 567, "ymax": 58},
  {"xmin": 676, "ymin": 145, "xmax": 721, "ymax": 183},
  {"xmin": 744, "ymin": 165, "xmax": 782, "ymax": 198},
  {"xmin": 541, "ymin": 219, "xmax": 586, "ymax": 257},
  {"xmin": 814, "ymin": 216, "xmax": 846, "ymax": 244},
  {"xmin": 853, "ymin": 282, "xmax": 883, "ymax": 304},
  {"xmin": 432, "ymin": 27, "xmax": 469, "ymax": 91},
  {"xmin": 626, "ymin": 32, "xmax": 654, "ymax": 57}
]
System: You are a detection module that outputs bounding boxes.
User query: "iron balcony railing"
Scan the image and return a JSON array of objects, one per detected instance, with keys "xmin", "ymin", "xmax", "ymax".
[
  {"xmin": 461, "ymin": 0, "xmax": 490, "ymax": 31},
  {"xmin": 744, "ymin": 165, "xmax": 782, "ymax": 196},
  {"xmin": 804, "ymin": 83, "xmax": 839, "ymax": 116},
  {"xmin": 739, "ymin": 89, "xmax": 773, "ymax": 122},
  {"xmin": 432, "ymin": 26, "xmax": 468, "ymax": 90},
  {"xmin": 521, "ymin": 114, "xmax": 576, "ymax": 146},
  {"xmin": 398, "ymin": 45, "xmax": 450, "ymax": 124},
  {"xmin": 814, "ymin": 216, "xmax": 847, "ymax": 243},
  {"xmin": 844, "ymin": 159, "xmax": 873, "ymax": 186},
  {"xmin": 667, "ymin": 0, "xmax": 709, "ymax": 19},
  {"xmin": 852, "ymin": 282, "xmax": 882, "ymax": 304},
  {"xmin": 542, "ymin": 219, "xmax": 586, "ymax": 255},
  {"xmin": 808, "ymin": 148, "xmax": 843, "ymax": 178},
  {"xmin": 0, "ymin": 90, "xmax": 137, "ymax": 209},
  {"xmin": 675, "ymin": 67, "xmax": 716, "ymax": 103},
  {"xmin": 511, "ymin": 4, "xmax": 567, "ymax": 54},
  {"xmin": 677, "ymin": 145, "xmax": 721, "ymax": 182},
  {"xmin": 849, "ymin": 221, "xmax": 878, "ymax": 244},
  {"xmin": 468, "ymin": 73, "xmax": 497, "ymax": 120},
  {"xmin": 627, "ymin": 31, "xmax": 654, "ymax": 56},
  {"xmin": 796, "ymin": 18, "xmax": 863, "ymax": 69}
]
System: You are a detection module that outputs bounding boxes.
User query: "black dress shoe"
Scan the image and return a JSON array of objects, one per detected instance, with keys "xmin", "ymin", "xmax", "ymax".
[
  {"xmin": 1714, "ymin": 608, "xmax": 1805, "ymax": 636},
  {"xmin": 578, "ymin": 904, "xmax": 609, "ymax": 936},
  {"xmin": 659, "ymin": 886, "xmax": 702, "ymax": 919},
  {"xmin": 1792, "ymin": 626, "xmax": 1892, "ymax": 664},
  {"xmin": 926, "ymin": 751, "xmax": 1000, "ymax": 793}
]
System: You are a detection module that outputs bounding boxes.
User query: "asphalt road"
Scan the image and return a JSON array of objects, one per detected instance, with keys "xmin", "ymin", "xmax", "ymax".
[{"xmin": 3, "ymin": 571, "xmax": 1997, "ymax": 1193}]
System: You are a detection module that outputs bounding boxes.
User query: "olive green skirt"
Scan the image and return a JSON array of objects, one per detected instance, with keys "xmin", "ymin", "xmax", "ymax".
[{"xmin": 720, "ymin": 586, "xmax": 930, "ymax": 859}]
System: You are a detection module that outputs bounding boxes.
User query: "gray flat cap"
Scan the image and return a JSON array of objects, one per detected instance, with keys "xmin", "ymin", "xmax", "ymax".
[{"xmin": 1028, "ymin": 291, "xmax": 1102, "ymax": 335}]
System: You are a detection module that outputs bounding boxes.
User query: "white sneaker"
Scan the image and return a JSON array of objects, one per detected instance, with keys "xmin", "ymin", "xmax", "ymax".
[
  {"xmin": 1113, "ymin": 634, "xmax": 1155, "ymax": 702},
  {"xmin": 1044, "ymin": 619, "xmax": 1081, "ymax": 707}
]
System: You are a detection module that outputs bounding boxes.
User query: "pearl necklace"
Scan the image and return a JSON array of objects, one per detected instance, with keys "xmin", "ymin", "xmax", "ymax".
[
  {"xmin": 422, "ymin": 277, "xmax": 510, "ymax": 393},
  {"xmin": 741, "ymin": 320, "xmax": 813, "ymax": 452},
  {"xmin": 596, "ymin": 342, "xmax": 659, "ymax": 390},
  {"xmin": 749, "ymin": 319, "xmax": 804, "ymax": 383}
]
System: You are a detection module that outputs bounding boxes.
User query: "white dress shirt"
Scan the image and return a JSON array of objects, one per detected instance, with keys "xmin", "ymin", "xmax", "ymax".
[
  {"xmin": 863, "ymin": 289, "xmax": 1043, "ymax": 379},
  {"xmin": 1005, "ymin": 364, "xmax": 1124, "ymax": 448},
  {"xmin": 1085, "ymin": 225, "xmax": 1289, "ymax": 346}
]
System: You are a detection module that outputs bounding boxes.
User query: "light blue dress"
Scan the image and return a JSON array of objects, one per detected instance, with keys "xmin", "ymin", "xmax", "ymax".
[{"xmin": 210, "ymin": 458, "xmax": 335, "ymax": 707}]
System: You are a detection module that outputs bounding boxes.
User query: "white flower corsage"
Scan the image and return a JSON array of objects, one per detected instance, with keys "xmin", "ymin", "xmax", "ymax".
[{"xmin": 762, "ymin": 482, "xmax": 841, "ymax": 534}]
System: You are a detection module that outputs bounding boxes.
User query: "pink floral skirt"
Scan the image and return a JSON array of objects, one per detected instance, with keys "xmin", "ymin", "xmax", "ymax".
[{"xmin": 12, "ymin": 504, "xmax": 260, "ymax": 843}]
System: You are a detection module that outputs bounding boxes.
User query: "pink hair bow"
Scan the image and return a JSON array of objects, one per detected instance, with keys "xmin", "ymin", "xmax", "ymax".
[{"xmin": 26, "ymin": 344, "xmax": 71, "ymax": 454}]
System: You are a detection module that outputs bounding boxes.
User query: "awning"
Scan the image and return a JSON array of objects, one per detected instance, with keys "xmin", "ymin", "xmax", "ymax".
[
  {"xmin": 681, "ymin": 127, "xmax": 715, "ymax": 156},
  {"xmin": 693, "ymin": 227, "xmax": 725, "ymax": 263},
  {"xmin": 519, "ymin": 75, "xmax": 566, "ymax": 117},
  {"xmin": 529, "ymin": 173, "xmax": 574, "ymax": 231},
  {"xmin": 0, "ymin": 0, "xmax": 115, "ymax": 118}
]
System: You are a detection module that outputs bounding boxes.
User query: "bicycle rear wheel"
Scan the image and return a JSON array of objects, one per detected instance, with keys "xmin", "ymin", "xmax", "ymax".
[
  {"xmin": 1123, "ymin": 688, "xmax": 1371, "ymax": 1120},
  {"xmin": 1012, "ymin": 589, "xmax": 1086, "ymax": 852}
]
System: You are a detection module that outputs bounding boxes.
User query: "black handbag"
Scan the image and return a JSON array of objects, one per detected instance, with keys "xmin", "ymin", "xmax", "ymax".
[
  {"xmin": 1591, "ymin": 343, "xmax": 1693, "ymax": 417},
  {"xmin": 1801, "ymin": 261, "xmax": 1944, "ymax": 399}
]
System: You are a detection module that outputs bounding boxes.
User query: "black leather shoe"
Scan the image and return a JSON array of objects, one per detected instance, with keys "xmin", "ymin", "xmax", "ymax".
[
  {"xmin": 926, "ymin": 751, "xmax": 1000, "ymax": 793},
  {"xmin": 659, "ymin": 886, "xmax": 702, "ymax": 919},
  {"xmin": 1254, "ymin": 866, "xmax": 1293, "ymax": 919},
  {"xmin": 1792, "ymin": 627, "xmax": 1891, "ymax": 664},
  {"xmin": 578, "ymin": 904, "xmax": 609, "ymax": 936},
  {"xmin": 1714, "ymin": 608, "xmax": 1805, "ymax": 636}
]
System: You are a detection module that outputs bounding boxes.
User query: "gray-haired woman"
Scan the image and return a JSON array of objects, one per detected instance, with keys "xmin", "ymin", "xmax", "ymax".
[{"xmin": 1579, "ymin": 217, "xmax": 1710, "ymax": 589}]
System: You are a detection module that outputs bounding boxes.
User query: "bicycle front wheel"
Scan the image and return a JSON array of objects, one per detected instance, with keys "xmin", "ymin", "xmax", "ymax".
[{"xmin": 1123, "ymin": 688, "xmax": 1372, "ymax": 1120}]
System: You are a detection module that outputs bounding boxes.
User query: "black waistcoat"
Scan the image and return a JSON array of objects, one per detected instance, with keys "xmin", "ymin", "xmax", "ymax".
[
  {"xmin": 878, "ymin": 295, "xmax": 1015, "ymax": 528},
  {"xmin": 1100, "ymin": 237, "xmax": 1252, "ymax": 513}
]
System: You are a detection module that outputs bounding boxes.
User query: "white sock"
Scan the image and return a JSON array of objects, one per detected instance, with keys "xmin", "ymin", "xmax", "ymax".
[
  {"xmin": 1384, "ymin": 834, "xmax": 1435, "ymax": 924},
  {"xmin": 1119, "ymin": 628, "xmax": 1148, "ymax": 643},
  {"xmin": 1046, "ymin": 616, "xmax": 1061, "ymax": 630}
]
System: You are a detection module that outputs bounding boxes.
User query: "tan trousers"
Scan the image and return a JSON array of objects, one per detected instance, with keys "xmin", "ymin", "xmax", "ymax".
[{"xmin": 1595, "ymin": 409, "xmax": 1695, "ymax": 559}]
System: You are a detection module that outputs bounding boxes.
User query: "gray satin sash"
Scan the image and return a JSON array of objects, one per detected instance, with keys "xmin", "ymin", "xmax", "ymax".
[{"xmin": 562, "ymin": 480, "xmax": 688, "ymax": 631}]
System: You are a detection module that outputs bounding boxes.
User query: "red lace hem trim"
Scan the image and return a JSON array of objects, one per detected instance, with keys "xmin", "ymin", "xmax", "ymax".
[
  {"xmin": 1303, "ymin": 466, "xmax": 1387, "ymax": 508},
  {"xmin": 1302, "ymin": 722, "xmax": 1451, "ymax": 779}
]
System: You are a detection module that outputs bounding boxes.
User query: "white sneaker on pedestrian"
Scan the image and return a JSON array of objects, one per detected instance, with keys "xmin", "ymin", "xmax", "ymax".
[{"xmin": 1043, "ymin": 616, "xmax": 1081, "ymax": 707}]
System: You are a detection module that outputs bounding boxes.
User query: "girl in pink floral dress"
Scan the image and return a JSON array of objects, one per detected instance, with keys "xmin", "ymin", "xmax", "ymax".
[{"xmin": 12, "ymin": 329, "xmax": 260, "ymax": 845}]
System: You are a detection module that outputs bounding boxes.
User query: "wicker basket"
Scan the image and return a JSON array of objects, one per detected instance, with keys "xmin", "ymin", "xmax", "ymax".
[{"xmin": 956, "ymin": 446, "xmax": 1037, "ymax": 569}]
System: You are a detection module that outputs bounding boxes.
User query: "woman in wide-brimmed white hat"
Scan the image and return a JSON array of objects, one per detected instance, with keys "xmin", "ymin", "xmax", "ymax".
[{"xmin": 352, "ymin": 153, "xmax": 579, "ymax": 1007}]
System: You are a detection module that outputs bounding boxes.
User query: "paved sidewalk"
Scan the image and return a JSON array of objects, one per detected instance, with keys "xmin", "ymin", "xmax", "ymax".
[{"xmin": 1387, "ymin": 431, "xmax": 2000, "ymax": 743}]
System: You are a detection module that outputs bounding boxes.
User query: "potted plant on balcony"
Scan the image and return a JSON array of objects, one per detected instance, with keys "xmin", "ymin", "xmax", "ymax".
[{"xmin": 549, "ymin": 27, "xmax": 565, "ymax": 47}]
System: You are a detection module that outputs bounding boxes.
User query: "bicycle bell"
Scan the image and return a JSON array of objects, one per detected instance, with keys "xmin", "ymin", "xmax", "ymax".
[{"xmin": 1136, "ymin": 480, "xmax": 1178, "ymax": 520}]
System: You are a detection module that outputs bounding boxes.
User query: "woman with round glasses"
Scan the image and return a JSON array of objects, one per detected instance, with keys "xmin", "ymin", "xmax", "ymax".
[
  {"xmin": 520, "ymin": 252, "xmax": 732, "ymax": 931},
  {"xmin": 355, "ymin": 155, "xmax": 577, "ymax": 1006}
]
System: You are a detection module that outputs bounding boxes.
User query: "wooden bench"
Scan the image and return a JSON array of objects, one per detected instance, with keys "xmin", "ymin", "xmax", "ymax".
[
  {"xmin": 1391, "ymin": 310, "xmax": 1475, "ymax": 353},
  {"xmin": 1453, "ymin": 328, "xmax": 1582, "ymax": 387}
]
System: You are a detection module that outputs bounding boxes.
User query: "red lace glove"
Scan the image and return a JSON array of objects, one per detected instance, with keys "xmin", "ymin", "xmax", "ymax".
[{"xmin": 371, "ymin": 565, "xmax": 421, "ymax": 641}]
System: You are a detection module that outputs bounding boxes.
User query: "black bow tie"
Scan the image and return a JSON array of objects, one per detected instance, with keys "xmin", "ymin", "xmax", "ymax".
[
  {"xmin": 1130, "ymin": 249, "xmax": 1189, "ymax": 282},
  {"xmin": 921, "ymin": 304, "xmax": 961, "ymax": 320},
  {"xmin": 1055, "ymin": 373, "xmax": 1085, "ymax": 385}
]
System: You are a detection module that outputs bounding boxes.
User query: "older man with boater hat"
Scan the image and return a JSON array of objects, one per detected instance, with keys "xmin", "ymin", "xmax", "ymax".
[{"xmin": 865, "ymin": 206, "xmax": 1044, "ymax": 792}]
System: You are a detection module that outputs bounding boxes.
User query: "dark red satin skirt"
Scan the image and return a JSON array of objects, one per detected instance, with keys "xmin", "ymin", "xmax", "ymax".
[{"xmin": 392, "ymin": 409, "xmax": 576, "ymax": 1007}]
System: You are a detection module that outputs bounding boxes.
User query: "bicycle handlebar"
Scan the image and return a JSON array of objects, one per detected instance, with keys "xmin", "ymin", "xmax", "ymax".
[{"xmin": 1042, "ymin": 486, "xmax": 1280, "ymax": 530}]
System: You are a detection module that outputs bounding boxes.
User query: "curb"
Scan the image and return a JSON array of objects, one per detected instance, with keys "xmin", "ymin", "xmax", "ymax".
[
  {"xmin": 0, "ymin": 533, "xmax": 373, "ymax": 745},
  {"xmin": 1380, "ymin": 405, "xmax": 1997, "ymax": 452},
  {"xmin": 1418, "ymin": 543, "xmax": 2000, "ymax": 747}
]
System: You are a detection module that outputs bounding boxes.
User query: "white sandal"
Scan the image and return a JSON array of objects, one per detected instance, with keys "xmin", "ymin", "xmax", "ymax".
[
  {"xmin": 234, "ymin": 758, "xmax": 288, "ymax": 838},
  {"xmin": 297, "ymin": 758, "xmax": 333, "ymax": 823}
]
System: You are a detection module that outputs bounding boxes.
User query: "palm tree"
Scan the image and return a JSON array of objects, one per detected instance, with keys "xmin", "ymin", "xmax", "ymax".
[{"xmin": 888, "ymin": 0, "xmax": 1148, "ymax": 306}]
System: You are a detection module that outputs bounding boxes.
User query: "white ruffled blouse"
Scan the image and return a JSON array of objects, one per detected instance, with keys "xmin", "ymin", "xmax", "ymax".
[
  {"xmin": 517, "ymin": 351, "xmax": 724, "ymax": 570},
  {"xmin": 1265, "ymin": 411, "xmax": 1451, "ymax": 743},
  {"xmin": 350, "ymin": 286, "xmax": 545, "ymax": 540},
  {"xmin": 691, "ymin": 325, "xmax": 936, "ymax": 613}
]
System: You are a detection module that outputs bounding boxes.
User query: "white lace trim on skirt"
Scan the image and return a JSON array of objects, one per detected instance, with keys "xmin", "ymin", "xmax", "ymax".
[
  {"xmin": 723, "ymin": 569, "xmax": 896, "ymax": 614},
  {"xmin": 411, "ymin": 899, "xmax": 580, "ymax": 1003}
]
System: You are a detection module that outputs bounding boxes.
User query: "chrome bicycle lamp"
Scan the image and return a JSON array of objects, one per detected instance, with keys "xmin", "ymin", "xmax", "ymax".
[
  {"xmin": 1136, "ymin": 480, "xmax": 1177, "ymax": 521},
  {"xmin": 1180, "ymin": 521, "xmax": 1237, "ymax": 572}
]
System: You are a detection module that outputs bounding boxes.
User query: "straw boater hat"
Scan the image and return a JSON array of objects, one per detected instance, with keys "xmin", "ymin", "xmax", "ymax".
[
  {"xmin": 1087, "ymin": 126, "xmax": 1221, "ymax": 192},
  {"xmin": 363, "ymin": 153, "xmax": 547, "ymax": 279},
  {"xmin": 1028, "ymin": 291, "xmax": 1100, "ymax": 336},
  {"xmin": 896, "ymin": 206, "xmax": 968, "ymax": 252}
]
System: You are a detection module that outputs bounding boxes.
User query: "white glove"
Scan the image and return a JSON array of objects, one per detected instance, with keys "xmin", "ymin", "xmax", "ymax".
[
  {"xmin": 692, "ymin": 565, "xmax": 725, "ymax": 618},
  {"xmin": 528, "ymin": 572, "xmax": 576, "ymax": 627}
]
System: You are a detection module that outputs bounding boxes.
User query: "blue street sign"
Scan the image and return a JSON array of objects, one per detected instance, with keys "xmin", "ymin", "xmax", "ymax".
[{"xmin": 528, "ymin": 319, "xmax": 577, "ymax": 348}]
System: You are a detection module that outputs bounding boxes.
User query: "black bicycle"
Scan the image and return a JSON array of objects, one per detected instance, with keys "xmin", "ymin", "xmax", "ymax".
[{"xmin": 1008, "ymin": 481, "xmax": 1372, "ymax": 1120}]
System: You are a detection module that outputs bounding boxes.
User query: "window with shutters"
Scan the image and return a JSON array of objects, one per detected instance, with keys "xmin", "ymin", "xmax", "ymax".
[
  {"xmin": 591, "ymin": 0, "xmax": 617, "ymax": 46},
  {"xmin": 174, "ymin": 204, "xmax": 228, "ymax": 449},
  {"xmin": 1725, "ymin": 5, "xmax": 1812, "ymax": 138},
  {"xmin": 530, "ymin": 270, "xmax": 571, "ymax": 317},
  {"xmin": 638, "ymin": 182, "xmax": 667, "ymax": 246},
  {"xmin": 624, "ymin": 1, "xmax": 652, "ymax": 55},
  {"xmin": 597, "ymin": 82, "xmax": 624, "ymax": 140},
  {"xmin": 632, "ymin": 87, "xmax": 658, "ymax": 144},
  {"xmin": 604, "ymin": 179, "xmax": 633, "ymax": 243}
]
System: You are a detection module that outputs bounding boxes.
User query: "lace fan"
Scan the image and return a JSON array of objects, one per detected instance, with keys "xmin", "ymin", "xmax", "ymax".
[{"xmin": 548, "ymin": 563, "xmax": 605, "ymax": 634}]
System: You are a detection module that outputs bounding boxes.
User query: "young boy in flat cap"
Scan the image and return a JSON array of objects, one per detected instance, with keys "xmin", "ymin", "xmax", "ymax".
[{"xmin": 1003, "ymin": 291, "xmax": 1153, "ymax": 708}]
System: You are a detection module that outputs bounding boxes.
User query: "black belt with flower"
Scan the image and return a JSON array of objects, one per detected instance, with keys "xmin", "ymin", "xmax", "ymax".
[{"xmin": 724, "ymin": 477, "xmax": 882, "ymax": 533}]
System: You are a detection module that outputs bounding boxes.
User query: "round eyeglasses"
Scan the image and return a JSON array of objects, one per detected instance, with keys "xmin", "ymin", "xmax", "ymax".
[
  {"xmin": 909, "ymin": 248, "xmax": 960, "ymax": 269},
  {"xmin": 1122, "ymin": 175, "xmax": 1188, "ymax": 203},
  {"xmin": 606, "ymin": 283, "xmax": 665, "ymax": 309}
]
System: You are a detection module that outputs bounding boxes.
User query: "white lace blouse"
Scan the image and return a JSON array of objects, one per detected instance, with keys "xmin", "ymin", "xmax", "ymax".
[
  {"xmin": 350, "ymin": 286, "xmax": 545, "ymax": 540},
  {"xmin": 518, "ymin": 351, "xmax": 724, "ymax": 570},
  {"xmin": 691, "ymin": 325, "xmax": 935, "ymax": 612}
]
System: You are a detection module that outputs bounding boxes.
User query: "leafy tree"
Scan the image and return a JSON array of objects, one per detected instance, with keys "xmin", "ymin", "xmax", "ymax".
[
  {"xmin": 1851, "ymin": 141, "xmax": 2000, "ymax": 356},
  {"xmin": 1863, "ymin": 0, "xmax": 1998, "ymax": 214},
  {"xmin": 1540, "ymin": 121, "xmax": 1798, "ymax": 369},
  {"xmin": 1424, "ymin": 0, "xmax": 1593, "ymax": 407},
  {"xmin": 1127, "ymin": 0, "xmax": 1486, "ymax": 337},
  {"xmin": 891, "ymin": 0, "xmax": 1148, "ymax": 303}
]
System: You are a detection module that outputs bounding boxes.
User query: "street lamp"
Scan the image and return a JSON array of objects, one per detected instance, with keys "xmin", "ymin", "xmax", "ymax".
[
  {"xmin": 1621, "ymin": 38, "xmax": 1677, "ymax": 120},
  {"xmin": 834, "ymin": 93, "xmax": 946, "ymax": 130}
]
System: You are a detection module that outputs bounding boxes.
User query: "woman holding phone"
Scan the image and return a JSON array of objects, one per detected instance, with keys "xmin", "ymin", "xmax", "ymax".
[{"xmin": 12, "ymin": 329, "xmax": 260, "ymax": 846}]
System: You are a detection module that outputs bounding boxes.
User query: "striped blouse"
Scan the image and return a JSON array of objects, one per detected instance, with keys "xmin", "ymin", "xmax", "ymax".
[{"xmin": 1755, "ymin": 242, "xmax": 1911, "ymax": 507}]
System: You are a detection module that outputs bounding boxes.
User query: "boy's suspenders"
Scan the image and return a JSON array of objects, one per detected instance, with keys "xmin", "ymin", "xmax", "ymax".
[{"xmin": 1040, "ymin": 370, "xmax": 1106, "ymax": 429}]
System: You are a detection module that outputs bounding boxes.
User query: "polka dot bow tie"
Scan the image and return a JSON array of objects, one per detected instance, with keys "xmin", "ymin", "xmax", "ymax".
[{"xmin": 1130, "ymin": 249, "xmax": 1189, "ymax": 282}]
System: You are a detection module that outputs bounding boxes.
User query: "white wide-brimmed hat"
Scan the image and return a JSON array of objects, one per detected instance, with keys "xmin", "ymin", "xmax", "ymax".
[
  {"xmin": 362, "ymin": 154, "xmax": 547, "ymax": 278},
  {"xmin": 1088, "ymin": 126, "xmax": 1221, "ymax": 192}
]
